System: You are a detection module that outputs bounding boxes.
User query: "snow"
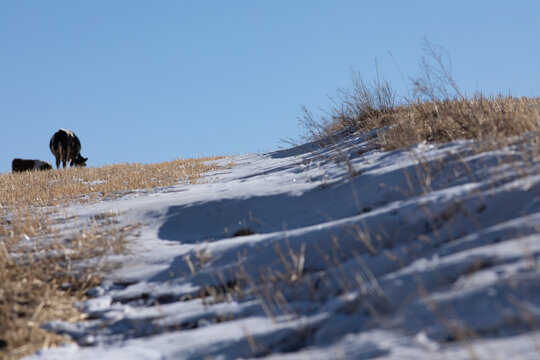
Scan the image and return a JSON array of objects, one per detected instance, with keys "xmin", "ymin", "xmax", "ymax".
[{"xmin": 25, "ymin": 131, "xmax": 540, "ymax": 359}]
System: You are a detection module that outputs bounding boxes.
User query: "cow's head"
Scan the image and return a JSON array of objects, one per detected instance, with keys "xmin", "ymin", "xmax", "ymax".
[
  {"xmin": 72, "ymin": 154, "xmax": 88, "ymax": 167},
  {"xmin": 36, "ymin": 161, "xmax": 53, "ymax": 171}
]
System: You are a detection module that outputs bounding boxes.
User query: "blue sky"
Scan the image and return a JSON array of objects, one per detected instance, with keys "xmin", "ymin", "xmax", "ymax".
[{"xmin": 1, "ymin": 1, "xmax": 539, "ymax": 173}]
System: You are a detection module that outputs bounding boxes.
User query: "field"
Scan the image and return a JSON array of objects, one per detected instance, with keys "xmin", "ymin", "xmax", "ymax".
[{"xmin": 3, "ymin": 63, "xmax": 540, "ymax": 359}]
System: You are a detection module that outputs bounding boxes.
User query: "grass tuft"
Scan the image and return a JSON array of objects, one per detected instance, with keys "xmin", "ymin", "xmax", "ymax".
[
  {"xmin": 301, "ymin": 41, "xmax": 540, "ymax": 151},
  {"xmin": 316, "ymin": 80, "xmax": 540, "ymax": 151}
]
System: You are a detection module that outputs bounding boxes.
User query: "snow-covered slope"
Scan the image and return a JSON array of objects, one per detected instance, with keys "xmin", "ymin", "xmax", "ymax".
[{"xmin": 27, "ymin": 131, "xmax": 540, "ymax": 359}]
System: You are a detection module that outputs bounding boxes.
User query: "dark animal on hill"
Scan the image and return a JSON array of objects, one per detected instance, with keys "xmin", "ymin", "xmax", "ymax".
[
  {"xmin": 49, "ymin": 128, "xmax": 87, "ymax": 169},
  {"xmin": 12, "ymin": 158, "xmax": 53, "ymax": 172}
]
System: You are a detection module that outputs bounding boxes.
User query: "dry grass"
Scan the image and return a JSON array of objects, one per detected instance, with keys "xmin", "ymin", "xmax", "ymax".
[
  {"xmin": 356, "ymin": 95, "xmax": 539, "ymax": 150},
  {"xmin": 0, "ymin": 208, "xmax": 133, "ymax": 359},
  {"xmin": 0, "ymin": 157, "xmax": 223, "ymax": 207},
  {"xmin": 304, "ymin": 41, "xmax": 540, "ymax": 151},
  {"xmin": 0, "ymin": 156, "xmax": 224, "ymax": 359},
  {"xmin": 316, "ymin": 75, "xmax": 540, "ymax": 151}
]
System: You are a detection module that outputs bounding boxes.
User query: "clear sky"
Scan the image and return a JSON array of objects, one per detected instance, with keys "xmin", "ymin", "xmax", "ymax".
[{"xmin": 1, "ymin": 1, "xmax": 539, "ymax": 173}]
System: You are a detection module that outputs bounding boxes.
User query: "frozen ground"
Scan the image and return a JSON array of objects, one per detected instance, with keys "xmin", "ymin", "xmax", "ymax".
[{"xmin": 26, "ymin": 131, "xmax": 540, "ymax": 359}]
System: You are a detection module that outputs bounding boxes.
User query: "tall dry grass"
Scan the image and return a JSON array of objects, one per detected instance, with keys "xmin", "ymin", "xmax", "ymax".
[
  {"xmin": 0, "ymin": 156, "xmax": 224, "ymax": 359},
  {"xmin": 302, "ymin": 41, "xmax": 540, "ymax": 150},
  {"xmin": 315, "ymin": 78, "xmax": 540, "ymax": 151},
  {"xmin": 350, "ymin": 95, "xmax": 540, "ymax": 150}
]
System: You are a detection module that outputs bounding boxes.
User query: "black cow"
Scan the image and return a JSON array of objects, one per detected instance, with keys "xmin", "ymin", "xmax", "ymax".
[
  {"xmin": 49, "ymin": 128, "xmax": 88, "ymax": 169},
  {"xmin": 12, "ymin": 158, "xmax": 53, "ymax": 172}
]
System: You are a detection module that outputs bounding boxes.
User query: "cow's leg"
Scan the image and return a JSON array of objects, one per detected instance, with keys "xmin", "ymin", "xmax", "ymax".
[
  {"xmin": 56, "ymin": 147, "xmax": 63, "ymax": 169},
  {"xmin": 67, "ymin": 145, "xmax": 73, "ymax": 167},
  {"xmin": 62, "ymin": 148, "xmax": 68, "ymax": 168}
]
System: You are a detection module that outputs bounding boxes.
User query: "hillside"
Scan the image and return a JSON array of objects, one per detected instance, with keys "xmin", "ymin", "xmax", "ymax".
[{"xmin": 17, "ymin": 127, "xmax": 540, "ymax": 359}]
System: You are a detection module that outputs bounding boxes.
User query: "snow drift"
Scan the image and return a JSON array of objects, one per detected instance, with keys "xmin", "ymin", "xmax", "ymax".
[{"xmin": 26, "ymin": 131, "xmax": 540, "ymax": 359}]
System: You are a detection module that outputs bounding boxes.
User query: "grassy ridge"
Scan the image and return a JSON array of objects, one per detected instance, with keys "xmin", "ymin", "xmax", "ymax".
[
  {"xmin": 301, "ymin": 68, "xmax": 540, "ymax": 151},
  {"xmin": 302, "ymin": 42, "xmax": 540, "ymax": 150},
  {"xmin": 0, "ymin": 157, "xmax": 223, "ymax": 207},
  {"xmin": 328, "ymin": 92, "xmax": 540, "ymax": 149}
]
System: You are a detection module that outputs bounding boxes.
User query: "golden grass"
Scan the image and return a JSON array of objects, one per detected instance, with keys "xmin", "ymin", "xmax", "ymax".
[
  {"xmin": 0, "ymin": 156, "xmax": 225, "ymax": 359},
  {"xmin": 329, "ymin": 95, "xmax": 540, "ymax": 150},
  {"xmin": 306, "ymin": 67, "xmax": 540, "ymax": 151},
  {"xmin": 307, "ymin": 42, "xmax": 540, "ymax": 151},
  {"xmin": 0, "ymin": 157, "xmax": 223, "ymax": 207}
]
